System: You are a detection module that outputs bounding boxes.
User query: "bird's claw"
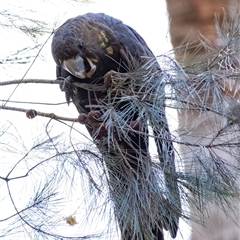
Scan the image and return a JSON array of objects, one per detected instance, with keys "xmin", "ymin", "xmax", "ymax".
[
  {"xmin": 59, "ymin": 75, "xmax": 74, "ymax": 105},
  {"xmin": 104, "ymin": 70, "xmax": 118, "ymax": 88},
  {"xmin": 78, "ymin": 111, "xmax": 143, "ymax": 140},
  {"xmin": 129, "ymin": 120, "xmax": 142, "ymax": 131},
  {"xmin": 78, "ymin": 111, "xmax": 107, "ymax": 139},
  {"xmin": 59, "ymin": 75, "xmax": 73, "ymax": 92}
]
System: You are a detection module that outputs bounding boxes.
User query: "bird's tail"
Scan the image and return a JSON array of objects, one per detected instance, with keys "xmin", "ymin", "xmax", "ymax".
[
  {"xmin": 97, "ymin": 125, "xmax": 169, "ymax": 240},
  {"xmin": 152, "ymin": 115, "xmax": 181, "ymax": 239},
  {"xmin": 104, "ymin": 154, "xmax": 165, "ymax": 240}
]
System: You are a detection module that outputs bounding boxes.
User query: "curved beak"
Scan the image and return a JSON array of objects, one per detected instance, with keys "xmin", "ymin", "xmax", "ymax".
[
  {"xmin": 62, "ymin": 56, "xmax": 96, "ymax": 79},
  {"xmin": 62, "ymin": 56, "xmax": 86, "ymax": 79}
]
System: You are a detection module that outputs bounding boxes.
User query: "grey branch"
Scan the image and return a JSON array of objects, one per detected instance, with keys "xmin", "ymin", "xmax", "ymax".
[
  {"xmin": 0, "ymin": 79, "xmax": 61, "ymax": 86},
  {"xmin": 1, "ymin": 105, "xmax": 78, "ymax": 122}
]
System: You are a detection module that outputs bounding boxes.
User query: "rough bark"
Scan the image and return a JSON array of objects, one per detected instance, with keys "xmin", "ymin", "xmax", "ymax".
[
  {"xmin": 166, "ymin": 0, "xmax": 229, "ymax": 61},
  {"xmin": 165, "ymin": 0, "xmax": 240, "ymax": 239}
]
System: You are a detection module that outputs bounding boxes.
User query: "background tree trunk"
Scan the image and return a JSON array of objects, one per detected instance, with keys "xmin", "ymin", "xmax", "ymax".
[
  {"xmin": 166, "ymin": 0, "xmax": 230, "ymax": 60},
  {"xmin": 165, "ymin": 0, "xmax": 240, "ymax": 239}
]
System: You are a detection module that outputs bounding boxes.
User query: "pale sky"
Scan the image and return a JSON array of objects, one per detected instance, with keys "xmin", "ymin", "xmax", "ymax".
[{"xmin": 0, "ymin": 1, "xmax": 191, "ymax": 239}]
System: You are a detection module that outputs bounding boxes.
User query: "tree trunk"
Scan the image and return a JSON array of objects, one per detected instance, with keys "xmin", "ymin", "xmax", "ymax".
[
  {"xmin": 166, "ymin": 0, "xmax": 229, "ymax": 60},
  {"xmin": 165, "ymin": 1, "xmax": 240, "ymax": 239}
]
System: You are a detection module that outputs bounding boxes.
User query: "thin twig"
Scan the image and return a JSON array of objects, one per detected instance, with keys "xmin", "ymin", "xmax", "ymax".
[
  {"xmin": 0, "ymin": 79, "xmax": 61, "ymax": 86},
  {"xmin": 1, "ymin": 105, "xmax": 78, "ymax": 122}
]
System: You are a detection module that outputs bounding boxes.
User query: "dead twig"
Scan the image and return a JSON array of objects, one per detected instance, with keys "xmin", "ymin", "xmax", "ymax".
[
  {"xmin": 0, "ymin": 105, "xmax": 78, "ymax": 122},
  {"xmin": 0, "ymin": 79, "xmax": 61, "ymax": 86}
]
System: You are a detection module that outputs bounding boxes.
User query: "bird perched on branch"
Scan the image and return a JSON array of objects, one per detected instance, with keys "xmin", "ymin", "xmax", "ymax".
[{"xmin": 52, "ymin": 13, "xmax": 180, "ymax": 240}]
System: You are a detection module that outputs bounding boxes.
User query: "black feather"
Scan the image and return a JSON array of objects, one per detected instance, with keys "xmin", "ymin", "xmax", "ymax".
[{"xmin": 52, "ymin": 13, "xmax": 180, "ymax": 240}]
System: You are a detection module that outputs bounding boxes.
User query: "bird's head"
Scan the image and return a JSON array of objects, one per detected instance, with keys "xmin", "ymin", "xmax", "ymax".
[
  {"xmin": 52, "ymin": 28, "xmax": 97, "ymax": 79},
  {"xmin": 52, "ymin": 15, "xmax": 121, "ymax": 80}
]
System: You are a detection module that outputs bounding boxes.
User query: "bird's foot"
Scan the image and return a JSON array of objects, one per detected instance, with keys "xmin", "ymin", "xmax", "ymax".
[
  {"xmin": 59, "ymin": 75, "xmax": 74, "ymax": 105},
  {"xmin": 78, "ymin": 111, "xmax": 143, "ymax": 140},
  {"xmin": 78, "ymin": 111, "xmax": 102, "ymax": 125},
  {"xmin": 129, "ymin": 120, "xmax": 142, "ymax": 131},
  {"xmin": 104, "ymin": 70, "xmax": 118, "ymax": 88},
  {"xmin": 59, "ymin": 75, "xmax": 73, "ymax": 92},
  {"xmin": 78, "ymin": 111, "xmax": 107, "ymax": 139}
]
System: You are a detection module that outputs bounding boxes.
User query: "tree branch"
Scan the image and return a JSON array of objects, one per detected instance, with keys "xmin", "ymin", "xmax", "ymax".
[
  {"xmin": 0, "ymin": 79, "xmax": 61, "ymax": 86},
  {"xmin": 0, "ymin": 105, "xmax": 78, "ymax": 122}
]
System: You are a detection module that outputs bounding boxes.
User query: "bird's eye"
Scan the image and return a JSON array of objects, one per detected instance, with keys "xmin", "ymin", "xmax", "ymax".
[{"xmin": 78, "ymin": 43, "xmax": 83, "ymax": 49}]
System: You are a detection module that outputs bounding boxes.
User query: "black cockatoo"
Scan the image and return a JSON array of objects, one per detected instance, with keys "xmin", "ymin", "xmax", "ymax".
[{"xmin": 52, "ymin": 13, "xmax": 180, "ymax": 240}]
